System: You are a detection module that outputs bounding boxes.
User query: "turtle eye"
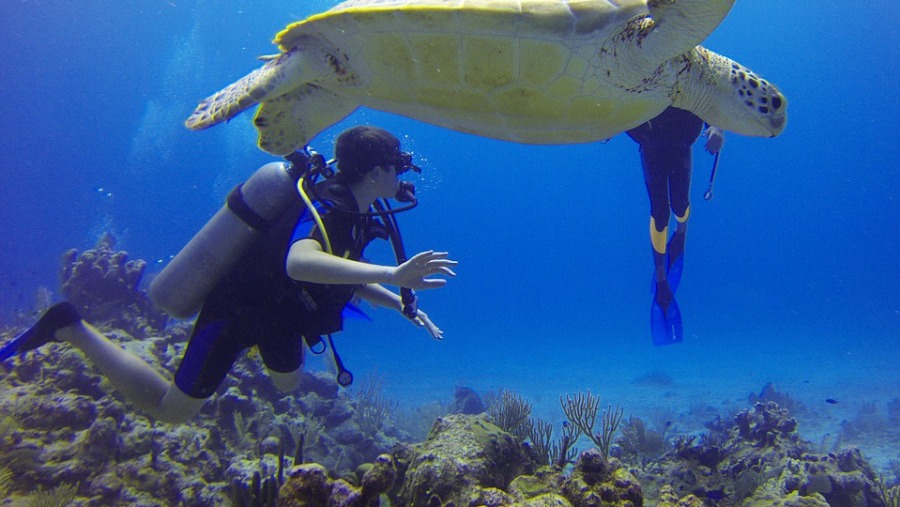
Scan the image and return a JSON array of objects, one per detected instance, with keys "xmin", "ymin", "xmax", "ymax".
[{"xmin": 770, "ymin": 94, "xmax": 783, "ymax": 111}]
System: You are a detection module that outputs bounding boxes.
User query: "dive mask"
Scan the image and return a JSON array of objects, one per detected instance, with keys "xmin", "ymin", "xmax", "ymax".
[{"xmin": 391, "ymin": 151, "xmax": 421, "ymax": 176}]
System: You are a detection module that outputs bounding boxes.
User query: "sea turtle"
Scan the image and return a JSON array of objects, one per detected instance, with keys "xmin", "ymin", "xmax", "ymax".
[{"xmin": 186, "ymin": 0, "xmax": 787, "ymax": 155}]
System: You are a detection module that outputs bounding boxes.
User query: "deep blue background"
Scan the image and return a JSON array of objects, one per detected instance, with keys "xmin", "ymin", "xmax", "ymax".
[{"xmin": 1, "ymin": 1, "xmax": 897, "ymax": 427}]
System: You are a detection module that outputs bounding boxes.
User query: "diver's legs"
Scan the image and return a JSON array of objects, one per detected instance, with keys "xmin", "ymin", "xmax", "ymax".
[
  {"xmin": 267, "ymin": 367, "xmax": 303, "ymax": 392},
  {"xmin": 668, "ymin": 218, "xmax": 688, "ymax": 262},
  {"xmin": 156, "ymin": 385, "xmax": 206, "ymax": 423},
  {"xmin": 257, "ymin": 319, "xmax": 305, "ymax": 393},
  {"xmin": 58, "ymin": 322, "xmax": 203, "ymax": 424}
]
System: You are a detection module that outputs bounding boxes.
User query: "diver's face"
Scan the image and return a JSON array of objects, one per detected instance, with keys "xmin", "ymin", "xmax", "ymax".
[{"xmin": 371, "ymin": 164, "xmax": 400, "ymax": 198}]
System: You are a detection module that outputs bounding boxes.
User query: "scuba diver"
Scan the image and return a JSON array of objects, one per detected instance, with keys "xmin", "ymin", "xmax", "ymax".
[
  {"xmin": 0, "ymin": 125, "xmax": 457, "ymax": 423},
  {"xmin": 626, "ymin": 107, "xmax": 724, "ymax": 345}
]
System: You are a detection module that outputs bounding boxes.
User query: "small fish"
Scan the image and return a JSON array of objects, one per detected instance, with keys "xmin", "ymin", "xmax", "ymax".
[{"xmin": 825, "ymin": 398, "xmax": 838, "ymax": 405}]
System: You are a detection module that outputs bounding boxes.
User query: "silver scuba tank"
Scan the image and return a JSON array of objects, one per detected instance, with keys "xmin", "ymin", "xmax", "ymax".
[{"xmin": 149, "ymin": 161, "xmax": 300, "ymax": 318}]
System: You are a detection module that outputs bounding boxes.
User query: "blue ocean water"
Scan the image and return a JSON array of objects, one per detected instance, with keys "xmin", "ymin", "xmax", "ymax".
[{"xmin": 0, "ymin": 0, "xmax": 897, "ymax": 468}]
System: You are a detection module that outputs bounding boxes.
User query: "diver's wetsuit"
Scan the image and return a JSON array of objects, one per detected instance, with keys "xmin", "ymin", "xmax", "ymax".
[
  {"xmin": 628, "ymin": 106, "xmax": 705, "ymax": 303},
  {"xmin": 173, "ymin": 190, "xmax": 384, "ymax": 399},
  {"xmin": 626, "ymin": 106, "xmax": 705, "ymax": 233},
  {"xmin": 627, "ymin": 106, "xmax": 707, "ymax": 345}
]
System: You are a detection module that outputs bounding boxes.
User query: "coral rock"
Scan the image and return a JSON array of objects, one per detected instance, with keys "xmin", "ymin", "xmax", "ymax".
[
  {"xmin": 561, "ymin": 450, "xmax": 642, "ymax": 507},
  {"xmin": 279, "ymin": 456, "xmax": 397, "ymax": 507},
  {"xmin": 279, "ymin": 463, "xmax": 333, "ymax": 507},
  {"xmin": 734, "ymin": 401, "xmax": 798, "ymax": 448},
  {"xmin": 452, "ymin": 386, "xmax": 486, "ymax": 415},
  {"xmin": 655, "ymin": 485, "xmax": 704, "ymax": 507},
  {"xmin": 518, "ymin": 493, "xmax": 574, "ymax": 507},
  {"xmin": 397, "ymin": 414, "xmax": 532, "ymax": 507},
  {"xmin": 59, "ymin": 233, "xmax": 167, "ymax": 336},
  {"xmin": 361, "ymin": 454, "xmax": 396, "ymax": 497}
]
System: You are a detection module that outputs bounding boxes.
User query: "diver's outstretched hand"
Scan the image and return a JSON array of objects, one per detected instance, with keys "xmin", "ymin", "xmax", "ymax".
[
  {"xmin": 406, "ymin": 308, "xmax": 444, "ymax": 340},
  {"xmin": 393, "ymin": 251, "xmax": 457, "ymax": 290}
]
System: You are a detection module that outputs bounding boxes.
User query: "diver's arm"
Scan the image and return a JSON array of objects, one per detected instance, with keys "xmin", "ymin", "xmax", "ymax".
[
  {"xmin": 357, "ymin": 284, "xmax": 445, "ymax": 340},
  {"xmin": 287, "ymin": 239, "xmax": 457, "ymax": 288},
  {"xmin": 287, "ymin": 239, "xmax": 393, "ymax": 285},
  {"xmin": 356, "ymin": 283, "xmax": 402, "ymax": 311}
]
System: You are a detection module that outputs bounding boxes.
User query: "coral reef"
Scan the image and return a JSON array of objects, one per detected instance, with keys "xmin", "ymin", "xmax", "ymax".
[
  {"xmin": 748, "ymin": 382, "xmax": 805, "ymax": 416},
  {"xmin": 561, "ymin": 391, "xmax": 624, "ymax": 464},
  {"xmin": 2, "ymin": 236, "xmax": 897, "ymax": 506},
  {"xmin": 616, "ymin": 416, "xmax": 668, "ymax": 465},
  {"xmin": 0, "ymin": 317, "xmax": 409, "ymax": 506},
  {"xmin": 395, "ymin": 414, "xmax": 534, "ymax": 507},
  {"xmin": 279, "ymin": 454, "xmax": 397, "ymax": 507},
  {"xmin": 0, "ymin": 332, "xmax": 895, "ymax": 507},
  {"xmin": 379, "ymin": 413, "xmax": 641, "ymax": 507},
  {"xmin": 654, "ymin": 485, "xmax": 704, "ymax": 507},
  {"xmin": 627, "ymin": 401, "xmax": 890, "ymax": 507},
  {"xmin": 734, "ymin": 401, "xmax": 799, "ymax": 448},
  {"xmin": 487, "ymin": 389, "xmax": 533, "ymax": 440},
  {"xmin": 558, "ymin": 449, "xmax": 643, "ymax": 507},
  {"xmin": 59, "ymin": 233, "xmax": 166, "ymax": 337}
]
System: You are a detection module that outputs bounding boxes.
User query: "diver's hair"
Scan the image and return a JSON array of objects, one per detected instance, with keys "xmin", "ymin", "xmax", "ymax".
[{"xmin": 334, "ymin": 125, "xmax": 402, "ymax": 184}]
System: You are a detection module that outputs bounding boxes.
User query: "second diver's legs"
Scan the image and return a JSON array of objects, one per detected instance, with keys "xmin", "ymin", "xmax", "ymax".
[
  {"xmin": 641, "ymin": 143, "xmax": 675, "ymax": 311},
  {"xmin": 641, "ymin": 141, "xmax": 688, "ymax": 346},
  {"xmin": 666, "ymin": 144, "xmax": 693, "ymax": 293}
]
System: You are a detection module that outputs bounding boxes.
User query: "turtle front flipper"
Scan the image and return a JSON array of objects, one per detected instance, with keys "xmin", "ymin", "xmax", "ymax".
[
  {"xmin": 254, "ymin": 85, "xmax": 357, "ymax": 155},
  {"xmin": 642, "ymin": 0, "xmax": 736, "ymax": 63},
  {"xmin": 185, "ymin": 48, "xmax": 310, "ymax": 131}
]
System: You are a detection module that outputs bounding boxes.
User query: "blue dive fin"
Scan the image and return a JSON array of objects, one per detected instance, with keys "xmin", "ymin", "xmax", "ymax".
[
  {"xmin": 649, "ymin": 252, "xmax": 684, "ymax": 293},
  {"xmin": 667, "ymin": 252, "xmax": 684, "ymax": 294},
  {"xmin": 342, "ymin": 302, "xmax": 372, "ymax": 322},
  {"xmin": 651, "ymin": 282, "xmax": 684, "ymax": 346}
]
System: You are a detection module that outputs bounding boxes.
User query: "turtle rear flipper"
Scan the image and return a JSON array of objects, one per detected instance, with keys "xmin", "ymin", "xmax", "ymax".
[{"xmin": 254, "ymin": 85, "xmax": 357, "ymax": 156}]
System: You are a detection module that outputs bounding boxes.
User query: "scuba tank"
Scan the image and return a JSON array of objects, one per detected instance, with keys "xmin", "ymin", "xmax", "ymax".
[
  {"xmin": 150, "ymin": 146, "xmax": 421, "ymax": 387},
  {"xmin": 149, "ymin": 160, "xmax": 303, "ymax": 318}
]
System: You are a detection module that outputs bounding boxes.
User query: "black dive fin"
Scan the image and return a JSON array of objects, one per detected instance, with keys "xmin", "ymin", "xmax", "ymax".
[
  {"xmin": 0, "ymin": 302, "xmax": 80, "ymax": 362},
  {"xmin": 0, "ymin": 332, "xmax": 31, "ymax": 363}
]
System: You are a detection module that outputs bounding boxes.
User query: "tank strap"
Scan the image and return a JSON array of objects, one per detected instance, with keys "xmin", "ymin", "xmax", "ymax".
[{"xmin": 227, "ymin": 184, "xmax": 272, "ymax": 231}]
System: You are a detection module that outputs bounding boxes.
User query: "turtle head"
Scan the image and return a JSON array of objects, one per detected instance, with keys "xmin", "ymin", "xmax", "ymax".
[
  {"xmin": 676, "ymin": 48, "xmax": 787, "ymax": 138},
  {"xmin": 721, "ymin": 59, "xmax": 787, "ymax": 137}
]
